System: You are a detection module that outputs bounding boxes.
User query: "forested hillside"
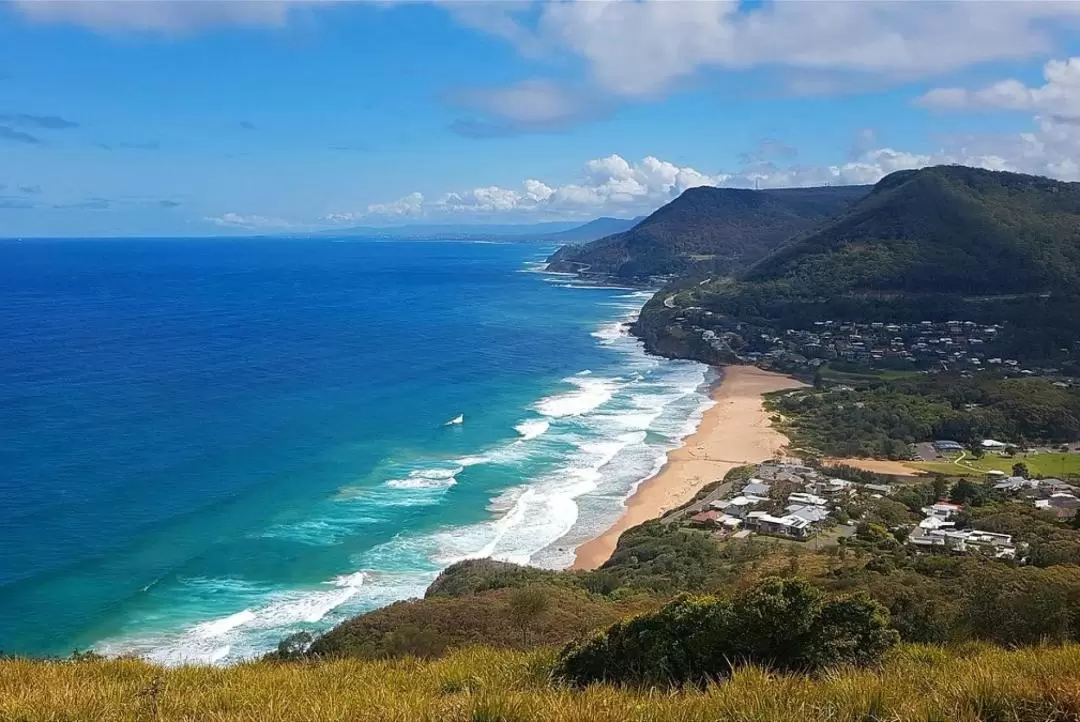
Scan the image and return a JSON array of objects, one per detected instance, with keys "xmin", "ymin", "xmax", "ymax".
[
  {"xmin": 637, "ymin": 166, "xmax": 1080, "ymax": 366},
  {"xmin": 546, "ymin": 185, "xmax": 868, "ymax": 280}
]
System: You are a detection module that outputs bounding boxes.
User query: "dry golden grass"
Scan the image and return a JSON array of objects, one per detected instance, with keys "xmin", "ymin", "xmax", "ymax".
[{"xmin": 3, "ymin": 643, "xmax": 1080, "ymax": 721}]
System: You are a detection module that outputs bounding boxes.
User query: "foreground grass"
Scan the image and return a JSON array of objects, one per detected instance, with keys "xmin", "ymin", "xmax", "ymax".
[{"xmin": 4, "ymin": 643, "xmax": 1080, "ymax": 721}]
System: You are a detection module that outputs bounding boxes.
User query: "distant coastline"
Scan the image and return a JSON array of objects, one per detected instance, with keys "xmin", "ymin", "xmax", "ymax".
[{"xmin": 572, "ymin": 365, "xmax": 807, "ymax": 570}]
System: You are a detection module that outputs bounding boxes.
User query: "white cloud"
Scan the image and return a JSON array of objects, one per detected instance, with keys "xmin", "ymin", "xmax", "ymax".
[
  {"xmin": 463, "ymin": 1, "xmax": 1080, "ymax": 98},
  {"xmin": 10, "ymin": 0, "xmax": 321, "ymax": 32},
  {"xmin": 206, "ymin": 212, "xmax": 299, "ymax": 230},
  {"xmin": 357, "ymin": 154, "xmax": 726, "ymax": 220},
  {"xmin": 918, "ymin": 56, "xmax": 1080, "ymax": 120}
]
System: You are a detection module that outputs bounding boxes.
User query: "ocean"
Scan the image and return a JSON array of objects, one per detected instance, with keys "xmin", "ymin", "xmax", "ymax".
[{"xmin": 0, "ymin": 238, "xmax": 713, "ymax": 664}]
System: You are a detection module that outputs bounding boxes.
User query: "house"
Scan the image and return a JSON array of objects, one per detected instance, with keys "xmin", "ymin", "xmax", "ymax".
[
  {"xmin": 1035, "ymin": 493, "xmax": 1080, "ymax": 520},
  {"xmin": 934, "ymin": 440, "xmax": 965, "ymax": 452},
  {"xmin": 918, "ymin": 515, "xmax": 954, "ymax": 531},
  {"xmin": 788, "ymin": 492, "xmax": 828, "ymax": 507},
  {"xmin": 690, "ymin": 510, "xmax": 721, "ymax": 526},
  {"xmin": 711, "ymin": 494, "xmax": 769, "ymax": 518},
  {"xmin": 922, "ymin": 502, "xmax": 963, "ymax": 520},
  {"xmin": 746, "ymin": 511, "xmax": 818, "ymax": 539},
  {"xmin": 818, "ymin": 478, "xmax": 855, "ymax": 496},
  {"xmin": 908, "ymin": 527, "xmax": 1017, "ymax": 559},
  {"xmin": 1037, "ymin": 478, "xmax": 1077, "ymax": 497},
  {"xmin": 742, "ymin": 480, "xmax": 772, "ymax": 497},
  {"xmin": 785, "ymin": 504, "xmax": 830, "ymax": 524},
  {"xmin": 994, "ymin": 476, "xmax": 1038, "ymax": 494},
  {"xmin": 861, "ymin": 483, "xmax": 893, "ymax": 496},
  {"xmin": 981, "ymin": 439, "xmax": 1009, "ymax": 451}
]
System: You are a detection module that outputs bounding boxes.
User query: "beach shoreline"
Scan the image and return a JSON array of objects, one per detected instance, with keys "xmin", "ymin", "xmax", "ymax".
[{"xmin": 570, "ymin": 365, "xmax": 808, "ymax": 570}]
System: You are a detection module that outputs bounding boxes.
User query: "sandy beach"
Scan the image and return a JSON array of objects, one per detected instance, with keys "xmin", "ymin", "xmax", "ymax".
[{"xmin": 571, "ymin": 365, "xmax": 807, "ymax": 570}]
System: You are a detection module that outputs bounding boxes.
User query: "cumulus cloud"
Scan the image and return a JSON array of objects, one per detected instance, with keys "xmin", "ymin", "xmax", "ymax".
[
  {"xmin": 917, "ymin": 56, "xmax": 1080, "ymax": 120},
  {"xmin": 352, "ymin": 154, "xmax": 726, "ymax": 221},
  {"xmin": 205, "ymin": 212, "xmax": 300, "ymax": 230},
  {"xmin": 9, "ymin": 0, "xmax": 318, "ymax": 32}
]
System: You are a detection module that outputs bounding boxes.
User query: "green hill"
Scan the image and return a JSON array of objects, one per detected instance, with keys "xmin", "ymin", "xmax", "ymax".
[
  {"xmin": 641, "ymin": 166, "xmax": 1080, "ymax": 364},
  {"xmin": 545, "ymin": 184, "xmax": 868, "ymax": 280},
  {"xmin": 745, "ymin": 165, "xmax": 1080, "ymax": 296}
]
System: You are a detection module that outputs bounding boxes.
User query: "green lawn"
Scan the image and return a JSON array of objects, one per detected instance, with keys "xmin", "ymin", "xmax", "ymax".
[
  {"xmin": 913, "ymin": 451, "xmax": 1080, "ymax": 479},
  {"xmin": 817, "ymin": 366, "xmax": 923, "ymax": 385}
]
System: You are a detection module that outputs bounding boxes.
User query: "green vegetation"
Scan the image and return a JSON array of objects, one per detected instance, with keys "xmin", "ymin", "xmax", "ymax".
[
  {"xmin": 766, "ymin": 374, "xmax": 1080, "ymax": 459},
  {"xmin": 546, "ymin": 184, "xmax": 867, "ymax": 280},
  {"xmin": 305, "ymin": 583, "xmax": 655, "ymax": 660},
  {"xmin": 554, "ymin": 577, "xmax": 897, "ymax": 688}
]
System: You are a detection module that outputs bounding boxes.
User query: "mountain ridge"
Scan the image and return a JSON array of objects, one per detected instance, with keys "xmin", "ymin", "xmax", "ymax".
[{"xmin": 546, "ymin": 184, "xmax": 870, "ymax": 279}]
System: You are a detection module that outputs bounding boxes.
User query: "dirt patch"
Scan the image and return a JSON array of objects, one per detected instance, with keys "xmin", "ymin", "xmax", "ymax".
[{"xmin": 823, "ymin": 458, "xmax": 923, "ymax": 477}]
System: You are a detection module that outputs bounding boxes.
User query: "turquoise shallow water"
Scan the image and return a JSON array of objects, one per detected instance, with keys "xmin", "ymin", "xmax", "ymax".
[{"xmin": 0, "ymin": 238, "xmax": 712, "ymax": 663}]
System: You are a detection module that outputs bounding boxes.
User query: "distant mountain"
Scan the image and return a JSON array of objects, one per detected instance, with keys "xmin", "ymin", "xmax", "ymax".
[
  {"xmin": 539, "ymin": 216, "xmax": 644, "ymax": 244},
  {"xmin": 546, "ymin": 185, "xmax": 869, "ymax": 279},
  {"xmin": 315, "ymin": 220, "xmax": 585, "ymax": 240}
]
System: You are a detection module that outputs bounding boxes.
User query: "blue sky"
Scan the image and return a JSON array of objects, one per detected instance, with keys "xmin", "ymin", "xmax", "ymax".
[{"xmin": 3, "ymin": 0, "xmax": 1080, "ymax": 236}]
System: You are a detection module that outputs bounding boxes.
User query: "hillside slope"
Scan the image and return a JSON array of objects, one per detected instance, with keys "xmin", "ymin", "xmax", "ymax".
[
  {"xmin": 746, "ymin": 165, "xmax": 1080, "ymax": 295},
  {"xmin": 639, "ymin": 166, "xmax": 1080, "ymax": 364},
  {"xmin": 546, "ymin": 184, "xmax": 868, "ymax": 280}
]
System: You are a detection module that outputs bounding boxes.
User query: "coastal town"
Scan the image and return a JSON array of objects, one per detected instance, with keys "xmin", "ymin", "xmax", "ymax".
[
  {"xmin": 669, "ymin": 457, "xmax": 1080, "ymax": 563},
  {"xmin": 670, "ymin": 306, "xmax": 1072, "ymax": 378}
]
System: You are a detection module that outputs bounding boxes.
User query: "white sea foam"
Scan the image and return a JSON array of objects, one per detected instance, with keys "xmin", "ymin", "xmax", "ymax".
[
  {"xmin": 385, "ymin": 466, "xmax": 461, "ymax": 491},
  {"xmin": 193, "ymin": 609, "xmax": 256, "ymax": 638},
  {"xmin": 514, "ymin": 419, "xmax": 550, "ymax": 440},
  {"xmin": 591, "ymin": 320, "xmax": 628, "ymax": 344},
  {"xmin": 100, "ymin": 270, "xmax": 716, "ymax": 666},
  {"xmin": 100, "ymin": 572, "xmax": 372, "ymax": 665},
  {"xmin": 535, "ymin": 375, "xmax": 617, "ymax": 417}
]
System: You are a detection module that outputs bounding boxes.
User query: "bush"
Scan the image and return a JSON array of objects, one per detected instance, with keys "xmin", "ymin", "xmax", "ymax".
[{"xmin": 553, "ymin": 577, "xmax": 898, "ymax": 688}]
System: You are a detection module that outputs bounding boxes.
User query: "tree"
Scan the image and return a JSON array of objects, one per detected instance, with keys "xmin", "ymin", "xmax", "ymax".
[
  {"xmin": 275, "ymin": 631, "xmax": 313, "ymax": 660},
  {"xmin": 553, "ymin": 577, "xmax": 898, "ymax": 688},
  {"xmin": 932, "ymin": 475, "xmax": 950, "ymax": 501},
  {"xmin": 506, "ymin": 586, "xmax": 551, "ymax": 646},
  {"xmin": 950, "ymin": 478, "xmax": 989, "ymax": 506},
  {"xmin": 1012, "ymin": 462, "xmax": 1030, "ymax": 479}
]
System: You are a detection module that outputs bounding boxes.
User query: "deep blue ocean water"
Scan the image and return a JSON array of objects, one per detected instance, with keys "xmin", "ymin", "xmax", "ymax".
[{"xmin": 0, "ymin": 238, "xmax": 712, "ymax": 663}]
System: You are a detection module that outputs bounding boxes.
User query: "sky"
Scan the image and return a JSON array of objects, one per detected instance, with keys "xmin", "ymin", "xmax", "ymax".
[{"xmin": 3, "ymin": 0, "xmax": 1080, "ymax": 236}]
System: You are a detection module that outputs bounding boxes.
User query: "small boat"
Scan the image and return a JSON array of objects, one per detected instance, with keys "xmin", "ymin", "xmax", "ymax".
[{"xmin": 445, "ymin": 414, "xmax": 464, "ymax": 426}]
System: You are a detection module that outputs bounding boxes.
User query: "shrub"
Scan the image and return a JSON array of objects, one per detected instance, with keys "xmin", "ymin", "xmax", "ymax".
[{"xmin": 553, "ymin": 577, "xmax": 898, "ymax": 688}]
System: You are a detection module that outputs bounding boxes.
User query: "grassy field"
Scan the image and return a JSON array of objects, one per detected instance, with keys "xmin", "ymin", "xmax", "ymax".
[
  {"xmin": 4, "ymin": 643, "xmax": 1080, "ymax": 721},
  {"xmin": 913, "ymin": 451, "xmax": 1080, "ymax": 479}
]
